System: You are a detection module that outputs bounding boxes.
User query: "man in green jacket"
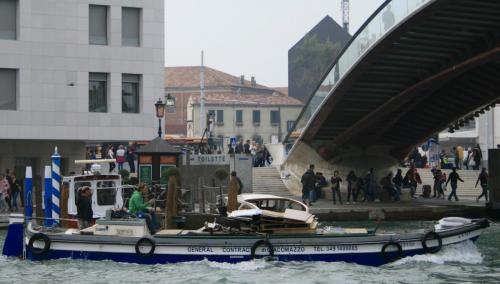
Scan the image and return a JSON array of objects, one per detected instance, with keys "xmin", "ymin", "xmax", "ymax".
[{"xmin": 128, "ymin": 184, "xmax": 158, "ymax": 234}]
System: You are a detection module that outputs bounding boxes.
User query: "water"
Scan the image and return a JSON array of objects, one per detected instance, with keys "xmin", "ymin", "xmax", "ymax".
[{"xmin": 0, "ymin": 221, "xmax": 499, "ymax": 284}]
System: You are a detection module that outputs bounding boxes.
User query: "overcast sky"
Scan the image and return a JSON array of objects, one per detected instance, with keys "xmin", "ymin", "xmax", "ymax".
[{"xmin": 164, "ymin": 0, "xmax": 384, "ymax": 87}]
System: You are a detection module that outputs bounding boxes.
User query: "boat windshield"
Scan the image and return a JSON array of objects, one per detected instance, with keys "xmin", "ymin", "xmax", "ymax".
[
  {"xmin": 246, "ymin": 199, "xmax": 306, "ymax": 212},
  {"xmin": 96, "ymin": 181, "xmax": 117, "ymax": 206}
]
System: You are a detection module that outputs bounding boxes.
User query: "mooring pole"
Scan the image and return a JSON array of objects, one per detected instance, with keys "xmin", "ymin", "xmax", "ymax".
[
  {"xmin": 51, "ymin": 147, "xmax": 61, "ymax": 226},
  {"xmin": 24, "ymin": 166, "xmax": 33, "ymax": 221},
  {"xmin": 44, "ymin": 166, "xmax": 52, "ymax": 226}
]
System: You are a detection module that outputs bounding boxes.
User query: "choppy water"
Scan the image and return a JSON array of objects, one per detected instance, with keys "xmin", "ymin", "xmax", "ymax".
[{"xmin": 0, "ymin": 221, "xmax": 499, "ymax": 284}]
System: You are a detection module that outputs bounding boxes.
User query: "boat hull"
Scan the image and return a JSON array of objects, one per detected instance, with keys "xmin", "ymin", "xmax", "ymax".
[{"xmin": 20, "ymin": 219, "xmax": 488, "ymax": 267}]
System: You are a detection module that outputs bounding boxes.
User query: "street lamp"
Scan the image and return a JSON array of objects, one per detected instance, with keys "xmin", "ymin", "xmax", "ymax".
[
  {"xmin": 165, "ymin": 93, "xmax": 175, "ymax": 107},
  {"xmin": 155, "ymin": 98, "xmax": 165, "ymax": 138}
]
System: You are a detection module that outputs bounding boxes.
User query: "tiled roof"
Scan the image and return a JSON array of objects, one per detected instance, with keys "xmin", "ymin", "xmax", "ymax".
[
  {"xmin": 165, "ymin": 66, "xmax": 271, "ymax": 89},
  {"xmin": 136, "ymin": 137, "xmax": 182, "ymax": 154},
  {"xmin": 190, "ymin": 92, "xmax": 303, "ymax": 106},
  {"xmin": 273, "ymin": 87, "xmax": 288, "ymax": 96}
]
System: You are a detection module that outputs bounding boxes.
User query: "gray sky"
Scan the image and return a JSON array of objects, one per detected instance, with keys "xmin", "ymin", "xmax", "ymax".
[{"xmin": 164, "ymin": 0, "xmax": 384, "ymax": 87}]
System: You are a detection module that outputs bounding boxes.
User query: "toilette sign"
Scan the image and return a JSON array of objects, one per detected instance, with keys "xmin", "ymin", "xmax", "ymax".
[{"xmin": 189, "ymin": 154, "xmax": 229, "ymax": 165}]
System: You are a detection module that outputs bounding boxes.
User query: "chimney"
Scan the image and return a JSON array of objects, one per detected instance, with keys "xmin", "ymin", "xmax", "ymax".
[
  {"xmin": 251, "ymin": 76, "xmax": 256, "ymax": 87},
  {"xmin": 240, "ymin": 75, "xmax": 245, "ymax": 85}
]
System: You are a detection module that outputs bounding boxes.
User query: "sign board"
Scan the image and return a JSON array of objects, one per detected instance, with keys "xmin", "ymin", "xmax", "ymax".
[
  {"xmin": 230, "ymin": 137, "xmax": 237, "ymax": 147},
  {"xmin": 189, "ymin": 154, "xmax": 230, "ymax": 165},
  {"xmin": 139, "ymin": 165, "xmax": 152, "ymax": 185}
]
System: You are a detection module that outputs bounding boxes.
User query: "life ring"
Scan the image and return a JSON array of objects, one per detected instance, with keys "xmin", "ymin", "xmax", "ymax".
[
  {"xmin": 381, "ymin": 241, "xmax": 403, "ymax": 262},
  {"xmin": 421, "ymin": 231, "xmax": 442, "ymax": 254},
  {"xmin": 250, "ymin": 240, "xmax": 274, "ymax": 259},
  {"xmin": 28, "ymin": 233, "xmax": 51, "ymax": 255},
  {"xmin": 135, "ymin": 237, "xmax": 155, "ymax": 256}
]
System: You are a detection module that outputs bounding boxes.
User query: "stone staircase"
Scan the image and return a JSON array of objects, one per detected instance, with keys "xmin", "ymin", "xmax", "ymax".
[
  {"xmin": 252, "ymin": 167, "xmax": 295, "ymax": 198},
  {"xmin": 416, "ymin": 169, "xmax": 482, "ymax": 199}
]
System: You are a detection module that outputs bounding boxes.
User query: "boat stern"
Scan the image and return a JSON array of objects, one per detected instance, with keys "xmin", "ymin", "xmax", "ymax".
[{"xmin": 2, "ymin": 214, "xmax": 25, "ymax": 258}]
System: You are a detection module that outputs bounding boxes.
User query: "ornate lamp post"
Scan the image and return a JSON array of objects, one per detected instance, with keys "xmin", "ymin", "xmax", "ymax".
[
  {"xmin": 155, "ymin": 94, "xmax": 175, "ymax": 138},
  {"xmin": 155, "ymin": 98, "xmax": 165, "ymax": 138}
]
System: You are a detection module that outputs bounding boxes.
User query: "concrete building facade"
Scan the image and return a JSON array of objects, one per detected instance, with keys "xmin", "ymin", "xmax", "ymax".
[{"xmin": 0, "ymin": 0, "xmax": 164, "ymax": 178}]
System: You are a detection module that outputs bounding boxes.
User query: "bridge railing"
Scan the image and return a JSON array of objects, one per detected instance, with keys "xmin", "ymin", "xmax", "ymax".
[{"xmin": 285, "ymin": 0, "xmax": 432, "ymax": 151}]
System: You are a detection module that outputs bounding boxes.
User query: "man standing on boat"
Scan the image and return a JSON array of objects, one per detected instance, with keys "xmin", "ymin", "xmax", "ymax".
[
  {"xmin": 128, "ymin": 184, "xmax": 158, "ymax": 234},
  {"xmin": 77, "ymin": 186, "xmax": 93, "ymax": 229},
  {"xmin": 446, "ymin": 167, "xmax": 464, "ymax": 202},
  {"xmin": 301, "ymin": 164, "xmax": 315, "ymax": 206}
]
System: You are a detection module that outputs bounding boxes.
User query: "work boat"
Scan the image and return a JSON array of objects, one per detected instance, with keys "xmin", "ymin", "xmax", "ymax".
[{"xmin": 2, "ymin": 193, "xmax": 489, "ymax": 266}]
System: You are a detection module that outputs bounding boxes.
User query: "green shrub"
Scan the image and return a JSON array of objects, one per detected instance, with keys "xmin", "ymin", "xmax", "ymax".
[{"xmin": 215, "ymin": 168, "xmax": 229, "ymax": 182}]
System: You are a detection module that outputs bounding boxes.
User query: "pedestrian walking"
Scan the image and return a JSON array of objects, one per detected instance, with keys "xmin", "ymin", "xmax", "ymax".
[
  {"xmin": 126, "ymin": 144, "xmax": 136, "ymax": 173},
  {"xmin": 472, "ymin": 144, "xmax": 482, "ymax": 170},
  {"xmin": 330, "ymin": 171, "xmax": 343, "ymax": 205},
  {"xmin": 0, "ymin": 174, "xmax": 10, "ymax": 213},
  {"xmin": 301, "ymin": 165, "xmax": 315, "ymax": 206},
  {"xmin": 107, "ymin": 145, "xmax": 116, "ymax": 173},
  {"xmin": 346, "ymin": 170, "xmax": 357, "ymax": 204},
  {"xmin": 392, "ymin": 169, "xmax": 403, "ymax": 201},
  {"xmin": 404, "ymin": 166, "xmax": 421, "ymax": 198},
  {"xmin": 315, "ymin": 172, "xmax": 327, "ymax": 200},
  {"xmin": 446, "ymin": 167, "xmax": 464, "ymax": 202},
  {"xmin": 475, "ymin": 167, "xmax": 489, "ymax": 202},
  {"xmin": 9, "ymin": 172, "xmax": 20, "ymax": 211},
  {"xmin": 244, "ymin": 140, "xmax": 251, "ymax": 154},
  {"xmin": 381, "ymin": 173, "xmax": 397, "ymax": 201},
  {"xmin": 116, "ymin": 145, "xmax": 126, "ymax": 171}
]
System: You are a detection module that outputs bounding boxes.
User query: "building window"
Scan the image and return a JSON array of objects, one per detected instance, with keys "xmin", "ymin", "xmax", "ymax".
[
  {"xmin": 122, "ymin": 7, "xmax": 141, "ymax": 46},
  {"xmin": 270, "ymin": 110, "xmax": 280, "ymax": 126},
  {"xmin": 89, "ymin": 73, "xmax": 108, "ymax": 112},
  {"xmin": 235, "ymin": 110, "xmax": 243, "ymax": 126},
  {"xmin": 0, "ymin": 0, "xmax": 17, "ymax": 40},
  {"xmin": 216, "ymin": 110, "xmax": 224, "ymax": 125},
  {"xmin": 0, "ymin": 69, "xmax": 16, "ymax": 110},
  {"xmin": 89, "ymin": 5, "xmax": 108, "ymax": 45},
  {"xmin": 252, "ymin": 110, "xmax": 260, "ymax": 126},
  {"xmin": 122, "ymin": 74, "xmax": 140, "ymax": 113},
  {"xmin": 287, "ymin": 120, "xmax": 295, "ymax": 132}
]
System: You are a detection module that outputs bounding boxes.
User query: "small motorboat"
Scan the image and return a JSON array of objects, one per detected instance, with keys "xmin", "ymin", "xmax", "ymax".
[{"xmin": 2, "ymin": 189, "xmax": 489, "ymax": 266}]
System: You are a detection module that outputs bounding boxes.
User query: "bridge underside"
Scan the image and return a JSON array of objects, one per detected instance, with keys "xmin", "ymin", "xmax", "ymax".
[{"xmin": 301, "ymin": 0, "xmax": 500, "ymax": 162}]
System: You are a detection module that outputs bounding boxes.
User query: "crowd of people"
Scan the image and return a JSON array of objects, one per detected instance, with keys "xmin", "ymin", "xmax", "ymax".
[
  {"xmin": 0, "ymin": 170, "xmax": 22, "ymax": 213},
  {"xmin": 409, "ymin": 144, "xmax": 484, "ymax": 170},
  {"xmin": 300, "ymin": 163, "xmax": 490, "ymax": 206},
  {"xmin": 228, "ymin": 139, "xmax": 272, "ymax": 167}
]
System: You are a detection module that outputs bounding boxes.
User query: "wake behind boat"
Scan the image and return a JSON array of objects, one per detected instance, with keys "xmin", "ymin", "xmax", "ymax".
[{"xmin": 1, "ymin": 170, "xmax": 489, "ymax": 266}]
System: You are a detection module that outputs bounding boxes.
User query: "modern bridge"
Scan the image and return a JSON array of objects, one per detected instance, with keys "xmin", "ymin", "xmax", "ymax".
[{"xmin": 279, "ymin": 0, "xmax": 500, "ymax": 193}]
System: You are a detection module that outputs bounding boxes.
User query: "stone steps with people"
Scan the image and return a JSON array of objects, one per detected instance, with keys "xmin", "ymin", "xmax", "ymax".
[
  {"xmin": 415, "ymin": 169, "xmax": 483, "ymax": 199},
  {"xmin": 252, "ymin": 167, "xmax": 295, "ymax": 198}
]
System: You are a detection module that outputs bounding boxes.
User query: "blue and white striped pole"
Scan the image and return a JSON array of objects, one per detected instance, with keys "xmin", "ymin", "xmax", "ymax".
[
  {"xmin": 44, "ymin": 166, "xmax": 52, "ymax": 226},
  {"xmin": 24, "ymin": 166, "xmax": 33, "ymax": 221},
  {"xmin": 51, "ymin": 147, "xmax": 61, "ymax": 226}
]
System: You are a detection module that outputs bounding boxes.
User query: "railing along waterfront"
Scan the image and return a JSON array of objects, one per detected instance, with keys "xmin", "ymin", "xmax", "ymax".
[{"xmin": 284, "ymin": 0, "xmax": 433, "ymax": 150}]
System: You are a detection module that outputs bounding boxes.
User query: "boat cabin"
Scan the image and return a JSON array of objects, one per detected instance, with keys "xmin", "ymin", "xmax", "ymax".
[{"xmin": 65, "ymin": 173, "xmax": 124, "ymax": 218}]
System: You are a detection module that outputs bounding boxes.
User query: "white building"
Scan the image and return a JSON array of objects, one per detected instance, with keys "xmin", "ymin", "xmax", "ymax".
[
  {"xmin": 0, "ymin": 0, "xmax": 164, "ymax": 178},
  {"xmin": 187, "ymin": 93, "xmax": 303, "ymax": 146}
]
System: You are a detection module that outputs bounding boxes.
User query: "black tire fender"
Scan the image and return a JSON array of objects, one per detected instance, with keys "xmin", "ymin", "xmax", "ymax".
[
  {"xmin": 250, "ymin": 239, "xmax": 274, "ymax": 259},
  {"xmin": 135, "ymin": 237, "xmax": 156, "ymax": 256},
  {"xmin": 421, "ymin": 231, "xmax": 442, "ymax": 254},
  {"xmin": 28, "ymin": 233, "xmax": 51, "ymax": 255},
  {"xmin": 381, "ymin": 241, "xmax": 403, "ymax": 263}
]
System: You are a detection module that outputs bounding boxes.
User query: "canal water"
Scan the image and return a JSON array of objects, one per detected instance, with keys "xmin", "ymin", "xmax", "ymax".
[{"xmin": 0, "ymin": 221, "xmax": 498, "ymax": 284}]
